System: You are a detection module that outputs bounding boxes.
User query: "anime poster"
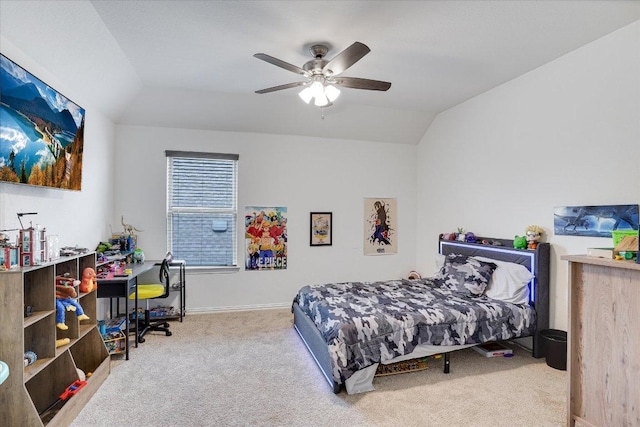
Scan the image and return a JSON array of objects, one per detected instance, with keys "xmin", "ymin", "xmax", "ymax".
[
  {"xmin": 553, "ymin": 204, "xmax": 639, "ymax": 237},
  {"xmin": 245, "ymin": 206, "xmax": 287, "ymax": 270},
  {"xmin": 364, "ymin": 198, "xmax": 397, "ymax": 255}
]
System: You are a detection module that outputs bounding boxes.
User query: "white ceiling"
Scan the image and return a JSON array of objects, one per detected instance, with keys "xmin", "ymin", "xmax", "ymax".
[{"xmin": 1, "ymin": 1, "xmax": 639, "ymax": 144}]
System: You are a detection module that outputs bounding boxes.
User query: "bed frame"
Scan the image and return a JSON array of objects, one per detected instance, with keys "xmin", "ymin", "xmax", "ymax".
[{"xmin": 292, "ymin": 236, "xmax": 550, "ymax": 393}]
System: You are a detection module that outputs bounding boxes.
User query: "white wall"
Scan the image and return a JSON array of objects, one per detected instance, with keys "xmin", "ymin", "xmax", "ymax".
[
  {"xmin": 115, "ymin": 125, "xmax": 417, "ymax": 311},
  {"xmin": 416, "ymin": 21, "xmax": 640, "ymax": 331},
  {"xmin": 4, "ymin": 14, "xmax": 637, "ymax": 322},
  {"xmin": 0, "ymin": 36, "xmax": 115, "ymax": 253}
]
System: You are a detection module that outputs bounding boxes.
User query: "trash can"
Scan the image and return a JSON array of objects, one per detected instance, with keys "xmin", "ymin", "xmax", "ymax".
[{"xmin": 539, "ymin": 329, "xmax": 567, "ymax": 371}]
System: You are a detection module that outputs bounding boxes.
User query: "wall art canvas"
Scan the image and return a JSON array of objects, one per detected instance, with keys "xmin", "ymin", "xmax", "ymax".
[
  {"xmin": 553, "ymin": 204, "xmax": 639, "ymax": 237},
  {"xmin": 310, "ymin": 212, "xmax": 332, "ymax": 246},
  {"xmin": 0, "ymin": 54, "xmax": 85, "ymax": 190},
  {"xmin": 364, "ymin": 198, "xmax": 397, "ymax": 255},
  {"xmin": 244, "ymin": 206, "xmax": 287, "ymax": 270}
]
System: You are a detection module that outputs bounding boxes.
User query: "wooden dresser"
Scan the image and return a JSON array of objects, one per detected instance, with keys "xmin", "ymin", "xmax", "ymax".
[{"xmin": 562, "ymin": 255, "xmax": 639, "ymax": 427}]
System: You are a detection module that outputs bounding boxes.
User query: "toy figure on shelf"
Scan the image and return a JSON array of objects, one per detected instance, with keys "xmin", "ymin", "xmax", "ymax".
[
  {"xmin": 513, "ymin": 235, "xmax": 528, "ymax": 249},
  {"xmin": 55, "ymin": 274, "xmax": 89, "ymax": 330},
  {"xmin": 56, "ymin": 338, "xmax": 70, "ymax": 348},
  {"xmin": 79, "ymin": 267, "xmax": 97, "ymax": 293},
  {"xmin": 525, "ymin": 225, "xmax": 544, "ymax": 250}
]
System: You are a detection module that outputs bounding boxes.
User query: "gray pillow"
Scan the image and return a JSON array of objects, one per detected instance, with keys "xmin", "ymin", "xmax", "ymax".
[{"xmin": 435, "ymin": 254, "xmax": 497, "ymax": 296}]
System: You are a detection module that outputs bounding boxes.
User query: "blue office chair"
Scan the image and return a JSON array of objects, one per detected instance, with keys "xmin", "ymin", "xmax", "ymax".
[{"xmin": 130, "ymin": 252, "xmax": 173, "ymax": 343}]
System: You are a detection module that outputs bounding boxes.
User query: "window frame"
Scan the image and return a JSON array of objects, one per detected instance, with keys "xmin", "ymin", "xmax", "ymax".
[{"xmin": 166, "ymin": 150, "xmax": 239, "ymax": 271}]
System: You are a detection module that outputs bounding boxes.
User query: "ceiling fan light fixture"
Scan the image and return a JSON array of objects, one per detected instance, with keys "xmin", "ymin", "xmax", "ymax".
[
  {"xmin": 314, "ymin": 91, "xmax": 329, "ymax": 107},
  {"xmin": 325, "ymin": 84, "xmax": 340, "ymax": 102},
  {"xmin": 298, "ymin": 87, "xmax": 313, "ymax": 104},
  {"xmin": 309, "ymin": 81, "xmax": 324, "ymax": 98},
  {"xmin": 254, "ymin": 41, "xmax": 391, "ymax": 110}
]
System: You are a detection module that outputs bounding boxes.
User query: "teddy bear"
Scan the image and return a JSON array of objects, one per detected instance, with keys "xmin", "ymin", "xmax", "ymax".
[
  {"xmin": 56, "ymin": 274, "xmax": 89, "ymax": 330},
  {"xmin": 79, "ymin": 267, "xmax": 97, "ymax": 293}
]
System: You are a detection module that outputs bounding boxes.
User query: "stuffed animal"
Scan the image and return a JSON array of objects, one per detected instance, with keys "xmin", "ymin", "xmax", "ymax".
[
  {"xmin": 513, "ymin": 235, "xmax": 528, "ymax": 250},
  {"xmin": 441, "ymin": 233, "xmax": 456, "ymax": 241},
  {"xmin": 55, "ymin": 274, "xmax": 89, "ymax": 330},
  {"xmin": 79, "ymin": 267, "xmax": 97, "ymax": 293}
]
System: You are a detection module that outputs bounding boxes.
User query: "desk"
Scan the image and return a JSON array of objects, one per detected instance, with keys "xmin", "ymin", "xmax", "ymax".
[{"xmin": 97, "ymin": 262, "xmax": 154, "ymax": 360}]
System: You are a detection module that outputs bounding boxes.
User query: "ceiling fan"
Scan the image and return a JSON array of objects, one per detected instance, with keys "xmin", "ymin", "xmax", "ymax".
[{"xmin": 253, "ymin": 41, "xmax": 391, "ymax": 107}]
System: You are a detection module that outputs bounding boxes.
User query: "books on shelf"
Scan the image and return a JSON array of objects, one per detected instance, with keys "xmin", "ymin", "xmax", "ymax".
[
  {"xmin": 586, "ymin": 247, "xmax": 614, "ymax": 259},
  {"xmin": 472, "ymin": 342, "xmax": 513, "ymax": 358}
]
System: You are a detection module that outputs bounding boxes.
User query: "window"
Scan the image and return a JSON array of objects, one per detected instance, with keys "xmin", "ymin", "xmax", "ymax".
[{"xmin": 166, "ymin": 151, "xmax": 238, "ymax": 268}]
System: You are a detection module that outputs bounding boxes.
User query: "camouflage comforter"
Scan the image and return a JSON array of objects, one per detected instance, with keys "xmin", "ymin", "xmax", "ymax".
[{"xmin": 293, "ymin": 278, "xmax": 535, "ymax": 385}]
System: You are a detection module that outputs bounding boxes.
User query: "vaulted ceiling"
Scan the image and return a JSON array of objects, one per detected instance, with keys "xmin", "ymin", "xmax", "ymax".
[{"xmin": 1, "ymin": 1, "xmax": 638, "ymax": 144}]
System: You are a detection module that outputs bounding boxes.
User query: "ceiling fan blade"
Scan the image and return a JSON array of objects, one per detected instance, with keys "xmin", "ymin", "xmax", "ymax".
[
  {"xmin": 322, "ymin": 42, "xmax": 370, "ymax": 76},
  {"xmin": 255, "ymin": 81, "xmax": 306, "ymax": 94},
  {"xmin": 253, "ymin": 53, "xmax": 308, "ymax": 76},
  {"xmin": 333, "ymin": 77, "xmax": 391, "ymax": 91}
]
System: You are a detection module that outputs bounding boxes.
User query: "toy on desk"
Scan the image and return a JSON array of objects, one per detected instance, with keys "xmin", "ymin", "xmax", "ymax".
[
  {"xmin": 55, "ymin": 274, "xmax": 89, "ymax": 330},
  {"xmin": 133, "ymin": 248, "xmax": 145, "ymax": 264},
  {"xmin": 79, "ymin": 267, "xmax": 97, "ymax": 293},
  {"xmin": 525, "ymin": 225, "xmax": 544, "ymax": 250},
  {"xmin": 121, "ymin": 215, "xmax": 143, "ymax": 236}
]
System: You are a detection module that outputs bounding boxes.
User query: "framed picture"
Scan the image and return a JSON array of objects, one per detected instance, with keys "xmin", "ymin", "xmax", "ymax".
[
  {"xmin": 364, "ymin": 198, "xmax": 397, "ymax": 255},
  {"xmin": 310, "ymin": 212, "xmax": 332, "ymax": 246},
  {"xmin": 1, "ymin": 54, "xmax": 86, "ymax": 190}
]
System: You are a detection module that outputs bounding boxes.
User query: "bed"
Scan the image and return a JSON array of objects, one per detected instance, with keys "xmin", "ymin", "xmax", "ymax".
[{"xmin": 291, "ymin": 236, "xmax": 550, "ymax": 394}]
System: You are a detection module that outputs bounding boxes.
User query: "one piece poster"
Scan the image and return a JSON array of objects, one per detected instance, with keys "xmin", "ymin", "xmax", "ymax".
[
  {"xmin": 245, "ymin": 206, "xmax": 287, "ymax": 270},
  {"xmin": 364, "ymin": 198, "xmax": 397, "ymax": 255},
  {"xmin": 553, "ymin": 204, "xmax": 639, "ymax": 237}
]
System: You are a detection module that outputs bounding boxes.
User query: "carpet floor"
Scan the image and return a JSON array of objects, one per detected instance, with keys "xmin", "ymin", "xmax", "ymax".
[{"xmin": 70, "ymin": 308, "xmax": 567, "ymax": 427}]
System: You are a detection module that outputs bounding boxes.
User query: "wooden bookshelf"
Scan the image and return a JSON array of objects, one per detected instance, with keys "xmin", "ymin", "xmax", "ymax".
[{"xmin": 0, "ymin": 252, "xmax": 109, "ymax": 427}]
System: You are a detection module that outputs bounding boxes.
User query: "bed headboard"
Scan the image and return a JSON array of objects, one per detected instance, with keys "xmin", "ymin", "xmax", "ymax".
[{"xmin": 438, "ymin": 236, "xmax": 550, "ymax": 358}]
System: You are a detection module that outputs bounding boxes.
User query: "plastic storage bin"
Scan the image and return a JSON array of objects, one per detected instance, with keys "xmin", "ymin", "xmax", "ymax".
[{"xmin": 539, "ymin": 329, "xmax": 567, "ymax": 371}]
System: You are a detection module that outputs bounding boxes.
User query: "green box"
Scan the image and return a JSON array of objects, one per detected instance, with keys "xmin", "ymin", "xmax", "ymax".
[{"xmin": 612, "ymin": 230, "xmax": 638, "ymax": 247}]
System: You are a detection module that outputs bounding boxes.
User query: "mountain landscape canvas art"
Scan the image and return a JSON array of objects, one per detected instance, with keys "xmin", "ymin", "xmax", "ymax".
[{"xmin": 0, "ymin": 54, "xmax": 85, "ymax": 190}]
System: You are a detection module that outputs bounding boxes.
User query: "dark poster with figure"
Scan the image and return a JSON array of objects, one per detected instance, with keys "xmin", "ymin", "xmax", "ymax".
[{"xmin": 364, "ymin": 198, "xmax": 397, "ymax": 255}]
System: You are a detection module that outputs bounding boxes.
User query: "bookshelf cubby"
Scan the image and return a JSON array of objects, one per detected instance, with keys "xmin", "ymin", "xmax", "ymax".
[{"xmin": 0, "ymin": 252, "xmax": 109, "ymax": 427}]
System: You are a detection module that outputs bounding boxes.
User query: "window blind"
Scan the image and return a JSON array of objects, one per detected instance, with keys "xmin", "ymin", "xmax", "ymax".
[{"xmin": 166, "ymin": 151, "xmax": 238, "ymax": 268}]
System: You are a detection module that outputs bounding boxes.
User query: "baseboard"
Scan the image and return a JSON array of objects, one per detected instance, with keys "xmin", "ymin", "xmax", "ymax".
[{"xmin": 187, "ymin": 302, "xmax": 291, "ymax": 314}]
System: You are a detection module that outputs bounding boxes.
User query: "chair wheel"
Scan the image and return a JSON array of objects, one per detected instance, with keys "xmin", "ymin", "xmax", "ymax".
[
  {"xmin": 138, "ymin": 337, "xmax": 145, "ymax": 343},
  {"xmin": 164, "ymin": 322, "xmax": 170, "ymax": 328},
  {"xmin": 166, "ymin": 331, "xmax": 172, "ymax": 336}
]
